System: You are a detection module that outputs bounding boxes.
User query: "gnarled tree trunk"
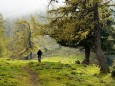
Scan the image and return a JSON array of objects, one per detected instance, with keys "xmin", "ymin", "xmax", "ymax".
[{"xmin": 93, "ymin": 3, "xmax": 110, "ymax": 73}]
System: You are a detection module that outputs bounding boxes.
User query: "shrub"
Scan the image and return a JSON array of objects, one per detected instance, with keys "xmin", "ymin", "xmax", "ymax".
[{"xmin": 75, "ymin": 60, "xmax": 80, "ymax": 64}]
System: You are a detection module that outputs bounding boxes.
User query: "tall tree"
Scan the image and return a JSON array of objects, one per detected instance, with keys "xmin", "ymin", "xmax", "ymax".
[
  {"xmin": 11, "ymin": 16, "xmax": 42, "ymax": 60},
  {"xmin": 47, "ymin": 0, "xmax": 115, "ymax": 72},
  {"xmin": 93, "ymin": 2, "xmax": 109, "ymax": 72}
]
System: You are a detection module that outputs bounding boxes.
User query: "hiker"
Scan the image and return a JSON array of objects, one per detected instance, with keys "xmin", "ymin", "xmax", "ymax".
[{"xmin": 37, "ymin": 49, "xmax": 42, "ymax": 62}]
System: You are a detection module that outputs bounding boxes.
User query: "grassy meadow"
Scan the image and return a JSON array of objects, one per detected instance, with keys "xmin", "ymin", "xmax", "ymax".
[{"xmin": 0, "ymin": 55, "xmax": 115, "ymax": 86}]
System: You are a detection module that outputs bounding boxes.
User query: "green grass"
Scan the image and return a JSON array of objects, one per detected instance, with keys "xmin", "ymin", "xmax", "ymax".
[
  {"xmin": 42, "ymin": 55, "xmax": 84, "ymax": 64},
  {"xmin": 0, "ymin": 56, "xmax": 115, "ymax": 86},
  {"xmin": 0, "ymin": 58, "xmax": 31, "ymax": 86},
  {"xmin": 28, "ymin": 62, "xmax": 113, "ymax": 86}
]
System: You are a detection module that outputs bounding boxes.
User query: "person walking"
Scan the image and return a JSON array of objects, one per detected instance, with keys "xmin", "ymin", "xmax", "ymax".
[{"xmin": 37, "ymin": 49, "xmax": 42, "ymax": 62}]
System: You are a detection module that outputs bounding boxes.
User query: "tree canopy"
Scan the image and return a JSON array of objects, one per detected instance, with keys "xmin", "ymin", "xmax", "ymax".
[{"xmin": 47, "ymin": 0, "xmax": 115, "ymax": 72}]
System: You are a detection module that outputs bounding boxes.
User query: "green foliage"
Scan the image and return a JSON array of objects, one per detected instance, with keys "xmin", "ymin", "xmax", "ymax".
[
  {"xmin": 0, "ymin": 14, "xmax": 8, "ymax": 57},
  {"xmin": 47, "ymin": 0, "xmax": 114, "ymax": 52},
  {"xmin": 10, "ymin": 16, "xmax": 42, "ymax": 59},
  {"xmin": 101, "ymin": 25, "xmax": 115, "ymax": 54}
]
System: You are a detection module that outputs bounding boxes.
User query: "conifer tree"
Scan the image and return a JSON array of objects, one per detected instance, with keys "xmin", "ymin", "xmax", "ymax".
[
  {"xmin": 48, "ymin": 0, "xmax": 115, "ymax": 72},
  {"xmin": 11, "ymin": 16, "xmax": 42, "ymax": 59}
]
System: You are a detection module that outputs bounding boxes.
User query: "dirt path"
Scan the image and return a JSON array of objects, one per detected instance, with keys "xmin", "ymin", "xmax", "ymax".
[{"xmin": 23, "ymin": 66, "xmax": 40, "ymax": 86}]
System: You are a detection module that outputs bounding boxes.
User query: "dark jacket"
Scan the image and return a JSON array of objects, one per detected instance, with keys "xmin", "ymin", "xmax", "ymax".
[{"xmin": 37, "ymin": 50, "xmax": 42, "ymax": 55}]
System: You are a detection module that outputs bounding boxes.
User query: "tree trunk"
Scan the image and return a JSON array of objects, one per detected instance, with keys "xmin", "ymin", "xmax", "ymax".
[
  {"xmin": 85, "ymin": 45, "xmax": 90, "ymax": 65},
  {"xmin": 28, "ymin": 52, "xmax": 32, "ymax": 60},
  {"xmin": 93, "ymin": 3, "xmax": 110, "ymax": 73},
  {"xmin": 82, "ymin": 45, "xmax": 90, "ymax": 65},
  {"xmin": 27, "ymin": 23, "xmax": 32, "ymax": 60}
]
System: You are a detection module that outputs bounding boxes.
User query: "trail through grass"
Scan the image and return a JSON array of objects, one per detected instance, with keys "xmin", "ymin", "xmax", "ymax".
[
  {"xmin": 23, "ymin": 66, "xmax": 39, "ymax": 86},
  {"xmin": 0, "ymin": 58, "xmax": 39, "ymax": 86}
]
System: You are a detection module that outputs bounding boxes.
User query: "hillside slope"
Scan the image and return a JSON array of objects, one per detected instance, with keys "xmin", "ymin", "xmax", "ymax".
[{"xmin": 0, "ymin": 57, "xmax": 115, "ymax": 86}]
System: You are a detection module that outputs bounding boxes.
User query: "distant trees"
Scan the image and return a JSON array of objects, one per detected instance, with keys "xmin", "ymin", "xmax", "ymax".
[
  {"xmin": 0, "ymin": 14, "xmax": 4, "ymax": 57},
  {"xmin": 10, "ymin": 16, "xmax": 42, "ymax": 60},
  {"xmin": 0, "ymin": 14, "xmax": 8, "ymax": 57},
  {"xmin": 47, "ymin": 0, "xmax": 115, "ymax": 72}
]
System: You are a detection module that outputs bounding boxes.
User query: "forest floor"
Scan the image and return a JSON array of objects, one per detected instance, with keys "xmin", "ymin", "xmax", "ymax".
[{"xmin": 0, "ymin": 55, "xmax": 115, "ymax": 86}]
